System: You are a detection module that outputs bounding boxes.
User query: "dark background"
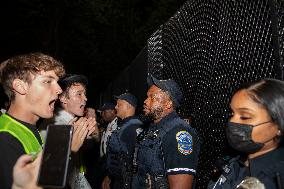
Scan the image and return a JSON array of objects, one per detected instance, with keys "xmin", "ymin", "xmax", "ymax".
[
  {"xmin": 0, "ymin": 0, "xmax": 186, "ymax": 106},
  {"xmin": 2, "ymin": 1, "xmax": 284, "ymax": 188}
]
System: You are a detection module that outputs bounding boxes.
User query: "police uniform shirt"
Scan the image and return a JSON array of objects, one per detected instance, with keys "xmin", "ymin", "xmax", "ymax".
[
  {"xmin": 106, "ymin": 116, "xmax": 143, "ymax": 188},
  {"xmin": 157, "ymin": 112, "xmax": 199, "ymax": 176},
  {"xmin": 208, "ymin": 147, "xmax": 284, "ymax": 189},
  {"xmin": 139, "ymin": 111, "xmax": 200, "ymax": 176},
  {"xmin": 0, "ymin": 114, "xmax": 43, "ymax": 189},
  {"xmin": 238, "ymin": 147, "xmax": 284, "ymax": 189}
]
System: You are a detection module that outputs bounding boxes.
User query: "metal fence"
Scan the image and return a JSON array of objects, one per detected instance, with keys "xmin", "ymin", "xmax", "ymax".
[{"xmin": 147, "ymin": 0, "xmax": 284, "ymax": 188}]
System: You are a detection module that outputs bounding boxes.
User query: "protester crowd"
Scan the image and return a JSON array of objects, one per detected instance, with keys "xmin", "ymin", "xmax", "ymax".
[{"xmin": 0, "ymin": 52, "xmax": 283, "ymax": 189}]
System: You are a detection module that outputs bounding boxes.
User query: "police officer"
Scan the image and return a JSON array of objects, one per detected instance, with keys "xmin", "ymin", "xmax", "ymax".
[
  {"xmin": 132, "ymin": 75, "xmax": 200, "ymax": 189},
  {"xmin": 99, "ymin": 103, "xmax": 118, "ymax": 189},
  {"xmin": 99, "ymin": 103, "xmax": 118, "ymax": 158},
  {"xmin": 207, "ymin": 79, "xmax": 284, "ymax": 189},
  {"xmin": 104, "ymin": 92, "xmax": 143, "ymax": 189}
]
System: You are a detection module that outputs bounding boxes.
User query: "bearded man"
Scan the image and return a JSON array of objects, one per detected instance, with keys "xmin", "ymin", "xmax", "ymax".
[{"xmin": 132, "ymin": 75, "xmax": 200, "ymax": 189}]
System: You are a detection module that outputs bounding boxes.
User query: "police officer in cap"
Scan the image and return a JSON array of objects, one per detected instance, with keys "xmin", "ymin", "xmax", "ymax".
[
  {"xmin": 104, "ymin": 92, "xmax": 143, "ymax": 189},
  {"xmin": 132, "ymin": 75, "xmax": 200, "ymax": 189}
]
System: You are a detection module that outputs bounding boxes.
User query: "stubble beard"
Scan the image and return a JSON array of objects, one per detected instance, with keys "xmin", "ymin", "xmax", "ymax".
[{"xmin": 145, "ymin": 106, "xmax": 164, "ymax": 122}]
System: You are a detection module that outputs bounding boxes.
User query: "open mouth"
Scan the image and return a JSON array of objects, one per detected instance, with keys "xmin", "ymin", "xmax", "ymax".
[
  {"xmin": 49, "ymin": 99, "xmax": 56, "ymax": 111},
  {"xmin": 80, "ymin": 104, "xmax": 86, "ymax": 110}
]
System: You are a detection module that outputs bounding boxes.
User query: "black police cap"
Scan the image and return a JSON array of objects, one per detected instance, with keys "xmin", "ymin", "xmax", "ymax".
[
  {"xmin": 147, "ymin": 74, "xmax": 183, "ymax": 108},
  {"xmin": 114, "ymin": 92, "xmax": 137, "ymax": 108},
  {"xmin": 58, "ymin": 74, "xmax": 88, "ymax": 91}
]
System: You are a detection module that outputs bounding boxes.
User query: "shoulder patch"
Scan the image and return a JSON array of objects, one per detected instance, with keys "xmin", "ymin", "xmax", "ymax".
[{"xmin": 176, "ymin": 131, "xmax": 193, "ymax": 155}]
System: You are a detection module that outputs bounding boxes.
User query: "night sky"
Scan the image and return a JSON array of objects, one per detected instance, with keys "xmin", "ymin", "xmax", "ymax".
[{"xmin": 0, "ymin": 0, "xmax": 186, "ymax": 106}]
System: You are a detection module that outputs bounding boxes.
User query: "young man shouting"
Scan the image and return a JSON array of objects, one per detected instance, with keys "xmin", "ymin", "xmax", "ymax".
[{"xmin": 0, "ymin": 53, "xmax": 65, "ymax": 189}]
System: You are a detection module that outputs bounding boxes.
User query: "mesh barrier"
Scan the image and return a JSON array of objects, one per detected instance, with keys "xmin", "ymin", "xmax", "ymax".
[{"xmin": 147, "ymin": 0, "xmax": 284, "ymax": 188}]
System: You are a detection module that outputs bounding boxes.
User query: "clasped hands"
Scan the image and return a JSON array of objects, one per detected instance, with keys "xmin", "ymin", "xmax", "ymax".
[{"xmin": 68, "ymin": 117, "xmax": 98, "ymax": 152}]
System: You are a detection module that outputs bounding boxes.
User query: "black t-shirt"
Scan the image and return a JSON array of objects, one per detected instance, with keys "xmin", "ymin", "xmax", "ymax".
[{"xmin": 0, "ymin": 114, "xmax": 42, "ymax": 189}]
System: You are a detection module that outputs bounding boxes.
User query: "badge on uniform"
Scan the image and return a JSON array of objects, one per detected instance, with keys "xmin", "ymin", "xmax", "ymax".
[{"xmin": 176, "ymin": 131, "xmax": 193, "ymax": 155}]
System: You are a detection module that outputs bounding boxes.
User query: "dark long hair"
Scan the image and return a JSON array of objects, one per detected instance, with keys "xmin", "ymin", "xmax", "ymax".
[{"xmin": 236, "ymin": 78, "xmax": 284, "ymax": 133}]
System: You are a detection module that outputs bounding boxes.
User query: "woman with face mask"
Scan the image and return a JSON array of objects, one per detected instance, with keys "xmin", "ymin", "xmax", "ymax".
[{"xmin": 208, "ymin": 78, "xmax": 284, "ymax": 189}]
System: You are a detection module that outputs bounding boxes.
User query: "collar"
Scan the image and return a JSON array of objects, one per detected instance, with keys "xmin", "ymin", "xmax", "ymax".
[
  {"xmin": 249, "ymin": 147, "xmax": 284, "ymax": 176},
  {"xmin": 120, "ymin": 115, "xmax": 137, "ymax": 124},
  {"xmin": 117, "ymin": 115, "xmax": 139, "ymax": 128},
  {"xmin": 55, "ymin": 108, "xmax": 75, "ymax": 123},
  {"xmin": 150, "ymin": 111, "xmax": 178, "ymax": 130},
  {"xmin": 108, "ymin": 117, "xmax": 118, "ymax": 128}
]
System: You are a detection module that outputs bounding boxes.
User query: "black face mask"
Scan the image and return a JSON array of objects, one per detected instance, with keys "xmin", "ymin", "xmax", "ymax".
[{"xmin": 226, "ymin": 121, "xmax": 271, "ymax": 153}]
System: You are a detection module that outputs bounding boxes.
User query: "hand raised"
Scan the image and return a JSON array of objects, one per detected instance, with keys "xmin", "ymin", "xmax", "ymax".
[{"xmin": 71, "ymin": 117, "xmax": 89, "ymax": 152}]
